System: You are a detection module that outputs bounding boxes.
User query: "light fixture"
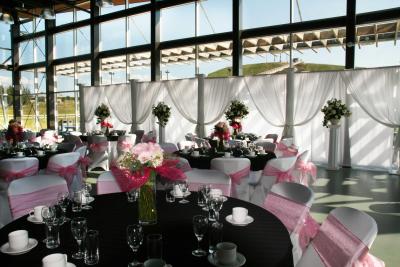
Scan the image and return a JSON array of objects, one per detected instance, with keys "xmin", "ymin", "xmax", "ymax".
[
  {"xmin": 95, "ymin": 0, "xmax": 114, "ymax": 8},
  {"xmin": 0, "ymin": 12, "xmax": 14, "ymax": 24},
  {"xmin": 40, "ymin": 7, "xmax": 55, "ymax": 20}
]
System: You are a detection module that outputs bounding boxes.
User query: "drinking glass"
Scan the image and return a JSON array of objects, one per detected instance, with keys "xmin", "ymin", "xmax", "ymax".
[
  {"xmin": 165, "ymin": 183, "xmax": 175, "ymax": 203},
  {"xmin": 201, "ymin": 185, "xmax": 211, "ymax": 211},
  {"xmin": 209, "ymin": 222, "xmax": 223, "ymax": 254},
  {"xmin": 127, "ymin": 224, "xmax": 143, "ymax": 267},
  {"xmin": 82, "ymin": 183, "xmax": 93, "ymax": 210},
  {"xmin": 147, "ymin": 234, "xmax": 163, "ymax": 259},
  {"xmin": 192, "ymin": 215, "xmax": 208, "ymax": 257},
  {"xmin": 72, "ymin": 190, "xmax": 83, "ymax": 212},
  {"xmin": 178, "ymin": 181, "xmax": 189, "ymax": 204},
  {"xmin": 84, "ymin": 230, "xmax": 99, "ymax": 265},
  {"xmin": 71, "ymin": 217, "xmax": 88, "ymax": 259},
  {"xmin": 41, "ymin": 206, "xmax": 59, "ymax": 248},
  {"xmin": 210, "ymin": 195, "xmax": 224, "ymax": 222},
  {"xmin": 197, "ymin": 186, "xmax": 206, "ymax": 207},
  {"xmin": 57, "ymin": 192, "xmax": 70, "ymax": 223}
]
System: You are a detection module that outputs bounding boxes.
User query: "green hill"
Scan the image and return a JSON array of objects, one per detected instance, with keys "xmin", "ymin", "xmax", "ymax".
[{"xmin": 207, "ymin": 62, "xmax": 345, "ymax": 77}]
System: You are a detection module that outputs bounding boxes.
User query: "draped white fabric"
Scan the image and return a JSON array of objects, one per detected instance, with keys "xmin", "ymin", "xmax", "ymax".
[
  {"xmin": 84, "ymin": 86, "xmax": 106, "ymax": 122},
  {"xmin": 244, "ymin": 74, "xmax": 287, "ymax": 127},
  {"xmin": 135, "ymin": 81, "xmax": 163, "ymax": 124},
  {"xmin": 104, "ymin": 84, "xmax": 132, "ymax": 124}
]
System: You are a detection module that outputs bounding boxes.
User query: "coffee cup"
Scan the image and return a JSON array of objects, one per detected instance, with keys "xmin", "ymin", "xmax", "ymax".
[
  {"xmin": 173, "ymin": 185, "xmax": 183, "ymax": 197},
  {"xmin": 29, "ymin": 205, "xmax": 45, "ymax": 222},
  {"xmin": 224, "ymin": 152, "xmax": 231, "ymax": 158},
  {"xmin": 232, "ymin": 207, "xmax": 248, "ymax": 223},
  {"xmin": 50, "ymin": 146, "xmax": 57, "ymax": 151},
  {"xmin": 42, "ymin": 253, "xmax": 68, "ymax": 267},
  {"xmin": 215, "ymin": 242, "xmax": 237, "ymax": 265},
  {"xmin": 143, "ymin": 258, "xmax": 166, "ymax": 267},
  {"xmin": 192, "ymin": 151, "xmax": 199, "ymax": 157},
  {"xmin": 37, "ymin": 150, "xmax": 44, "ymax": 156},
  {"xmin": 259, "ymin": 149, "xmax": 265, "ymax": 154},
  {"xmin": 16, "ymin": 151, "xmax": 24, "ymax": 157},
  {"xmin": 249, "ymin": 151, "xmax": 255, "ymax": 156},
  {"xmin": 8, "ymin": 230, "xmax": 29, "ymax": 251},
  {"xmin": 182, "ymin": 148, "xmax": 188, "ymax": 153}
]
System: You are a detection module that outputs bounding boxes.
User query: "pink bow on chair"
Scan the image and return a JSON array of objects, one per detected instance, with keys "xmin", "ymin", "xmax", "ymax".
[
  {"xmin": 263, "ymin": 165, "xmax": 295, "ymax": 183},
  {"xmin": 2, "ymin": 164, "xmax": 39, "ymax": 182},
  {"xmin": 117, "ymin": 140, "xmax": 133, "ymax": 151},
  {"xmin": 298, "ymin": 214, "xmax": 320, "ymax": 251},
  {"xmin": 47, "ymin": 162, "xmax": 78, "ymax": 189},
  {"xmin": 229, "ymin": 166, "xmax": 250, "ymax": 198},
  {"xmin": 78, "ymin": 156, "xmax": 91, "ymax": 178},
  {"xmin": 295, "ymin": 159, "xmax": 317, "ymax": 185},
  {"xmin": 89, "ymin": 141, "xmax": 108, "ymax": 152}
]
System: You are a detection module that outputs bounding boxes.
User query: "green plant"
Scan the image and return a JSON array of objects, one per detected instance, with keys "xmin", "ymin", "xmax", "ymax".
[
  {"xmin": 152, "ymin": 102, "xmax": 171, "ymax": 127},
  {"xmin": 321, "ymin": 98, "xmax": 351, "ymax": 127}
]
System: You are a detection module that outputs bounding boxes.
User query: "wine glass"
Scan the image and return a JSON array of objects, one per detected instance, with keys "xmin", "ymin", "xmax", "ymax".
[
  {"xmin": 82, "ymin": 183, "xmax": 93, "ymax": 210},
  {"xmin": 71, "ymin": 217, "xmax": 87, "ymax": 259},
  {"xmin": 127, "ymin": 224, "xmax": 144, "ymax": 267},
  {"xmin": 192, "ymin": 215, "xmax": 208, "ymax": 257},
  {"xmin": 41, "ymin": 205, "xmax": 56, "ymax": 243},
  {"xmin": 57, "ymin": 192, "xmax": 70, "ymax": 223},
  {"xmin": 179, "ymin": 181, "xmax": 189, "ymax": 204},
  {"xmin": 210, "ymin": 195, "xmax": 224, "ymax": 222},
  {"xmin": 201, "ymin": 185, "xmax": 211, "ymax": 211}
]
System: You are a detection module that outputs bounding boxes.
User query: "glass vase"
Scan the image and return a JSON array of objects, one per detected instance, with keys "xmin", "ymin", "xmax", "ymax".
[{"xmin": 138, "ymin": 170, "xmax": 157, "ymax": 225}]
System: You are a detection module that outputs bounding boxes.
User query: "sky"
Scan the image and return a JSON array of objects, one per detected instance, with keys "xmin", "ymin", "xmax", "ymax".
[{"xmin": 0, "ymin": 0, "xmax": 399, "ymax": 85}]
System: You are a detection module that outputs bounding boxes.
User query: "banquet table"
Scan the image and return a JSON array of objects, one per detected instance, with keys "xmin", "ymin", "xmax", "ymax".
[
  {"xmin": 0, "ymin": 149, "xmax": 66, "ymax": 169},
  {"xmin": 177, "ymin": 152, "xmax": 276, "ymax": 171},
  {"xmin": 0, "ymin": 191, "xmax": 293, "ymax": 267}
]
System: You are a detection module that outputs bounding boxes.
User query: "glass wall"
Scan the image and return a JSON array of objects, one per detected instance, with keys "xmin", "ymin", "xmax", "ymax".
[
  {"xmin": 101, "ymin": 56, "xmax": 127, "ymax": 84},
  {"xmin": 128, "ymin": 13, "xmax": 150, "ymax": 46},
  {"xmin": 243, "ymin": 0, "xmax": 290, "ymax": 29},
  {"xmin": 100, "ymin": 18, "xmax": 126, "ymax": 51},
  {"xmin": 161, "ymin": 3, "xmax": 195, "ymax": 41},
  {"xmin": 161, "ymin": 46, "xmax": 196, "ymax": 80},
  {"xmin": 129, "ymin": 52, "xmax": 151, "ymax": 81},
  {"xmin": 0, "ymin": 70, "xmax": 14, "ymax": 128}
]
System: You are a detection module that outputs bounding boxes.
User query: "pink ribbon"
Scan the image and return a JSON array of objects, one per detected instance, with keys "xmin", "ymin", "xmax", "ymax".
[
  {"xmin": 78, "ymin": 156, "xmax": 91, "ymax": 178},
  {"xmin": 314, "ymin": 215, "xmax": 369, "ymax": 267},
  {"xmin": 263, "ymin": 165, "xmax": 295, "ymax": 183},
  {"xmin": 354, "ymin": 253, "xmax": 386, "ymax": 267},
  {"xmin": 9, "ymin": 184, "xmax": 69, "ymax": 219},
  {"xmin": 229, "ymin": 166, "xmax": 250, "ymax": 198},
  {"xmin": 295, "ymin": 159, "xmax": 317, "ymax": 186},
  {"xmin": 2, "ymin": 164, "xmax": 39, "ymax": 182},
  {"xmin": 47, "ymin": 161, "xmax": 78, "ymax": 188},
  {"xmin": 298, "ymin": 214, "xmax": 320, "ymax": 251},
  {"xmin": 117, "ymin": 140, "xmax": 133, "ymax": 151},
  {"xmin": 276, "ymin": 142, "xmax": 299, "ymax": 157},
  {"xmin": 111, "ymin": 166, "xmax": 152, "ymax": 192},
  {"xmin": 89, "ymin": 141, "xmax": 108, "ymax": 152}
]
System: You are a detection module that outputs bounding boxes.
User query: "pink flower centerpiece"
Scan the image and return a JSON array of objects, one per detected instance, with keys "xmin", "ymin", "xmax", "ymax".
[{"xmin": 111, "ymin": 142, "xmax": 185, "ymax": 225}]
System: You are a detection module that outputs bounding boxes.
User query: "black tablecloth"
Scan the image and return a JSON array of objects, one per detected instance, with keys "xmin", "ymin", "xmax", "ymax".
[
  {"xmin": 80, "ymin": 135, "xmax": 119, "ymax": 142},
  {"xmin": 177, "ymin": 152, "xmax": 276, "ymax": 171},
  {"xmin": 0, "ymin": 192, "xmax": 293, "ymax": 267}
]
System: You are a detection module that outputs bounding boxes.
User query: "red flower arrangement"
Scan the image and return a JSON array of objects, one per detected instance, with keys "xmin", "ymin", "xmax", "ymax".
[
  {"xmin": 211, "ymin": 122, "xmax": 230, "ymax": 141},
  {"xmin": 6, "ymin": 121, "xmax": 24, "ymax": 145},
  {"xmin": 230, "ymin": 120, "xmax": 242, "ymax": 132},
  {"xmin": 100, "ymin": 121, "xmax": 113, "ymax": 128}
]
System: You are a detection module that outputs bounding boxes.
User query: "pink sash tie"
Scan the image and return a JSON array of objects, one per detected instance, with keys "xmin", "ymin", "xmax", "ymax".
[
  {"xmin": 2, "ymin": 164, "xmax": 39, "ymax": 182},
  {"xmin": 229, "ymin": 166, "xmax": 250, "ymax": 197},
  {"xmin": 9, "ymin": 184, "xmax": 68, "ymax": 219},
  {"xmin": 263, "ymin": 165, "xmax": 295, "ymax": 183},
  {"xmin": 47, "ymin": 162, "xmax": 79, "ymax": 188},
  {"xmin": 314, "ymin": 215, "xmax": 369, "ymax": 267},
  {"xmin": 117, "ymin": 140, "xmax": 133, "ymax": 151},
  {"xmin": 78, "ymin": 156, "xmax": 91, "ymax": 178},
  {"xmin": 354, "ymin": 253, "xmax": 385, "ymax": 267},
  {"xmin": 90, "ymin": 141, "xmax": 108, "ymax": 152},
  {"xmin": 295, "ymin": 159, "xmax": 317, "ymax": 185}
]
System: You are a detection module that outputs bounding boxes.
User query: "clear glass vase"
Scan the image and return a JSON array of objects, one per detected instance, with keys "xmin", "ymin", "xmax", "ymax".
[{"xmin": 138, "ymin": 170, "xmax": 157, "ymax": 225}]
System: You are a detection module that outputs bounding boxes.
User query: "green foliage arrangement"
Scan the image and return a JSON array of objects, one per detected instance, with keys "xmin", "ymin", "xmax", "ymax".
[
  {"xmin": 152, "ymin": 102, "xmax": 171, "ymax": 128},
  {"xmin": 321, "ymin": 98, "xmax": 351, "ymax": 127}
]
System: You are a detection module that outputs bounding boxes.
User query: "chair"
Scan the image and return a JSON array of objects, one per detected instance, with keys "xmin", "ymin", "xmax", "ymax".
[
  {"xmin": 117, "ymin": 135, "xmax": 136, "ymax": 156},
  {"xmin": 185, "ymin": 133, "xmax": 196, "ymax": 141},
  {"xmin": 177, "ymin": 141, "xmax": 198, "ymax": 150},
  {"xmin": 87, "ymin": 135, "xmax": 109, "ymax": 171},
  {"xmin": 186, "ymin": 169, "xmax": 231, "ymax": 197},
  {"xmin": 46, "ymin": 152, "xmax": 82, "ymax": 193},
  {"xmin": 291, "ymin": 150, "xmax": 317, "ymax": 186},
  {"xmin": 69, "ymin": 131, "xmax": 82, "ymax": 136},
  {"xmin": 142, "ymin": 130, "xmax": 157, "ymax": 143},
  {"xmin": 160, "ymin": 143, "xmax": 179, "ymax": 154},
  {"xmin": 57, "ymin": 142, "xmax": 76, "ymax": 152},
  {"xmin": 280, "ymin": 137, "xmax": 294, "ymax": 146},
  {"xmin": 0, "ymin": 158, "xmax": 39, "ymax": 227},
  {"xmin": 250, "ymin": 156, "xmax": 297, "ymax": 207},
  {"xmin": 41, "ymin": 130, "xmax": 58, "ymax": 146},
  {"xmin": 297, "ymin": 207, "xmax": 381, "ymax": 267},
  {"xmin": 254, "ymin": 140, "xmax": 276, "ymax": 153},
  {"xmin": 265, "ymin": 134, "xmax": 279, "ymax": 143},
  {"xmin": 7, "ymin": 174, "xmax": 68, "ymax": 220},
  {"xmin": 97, "ymin": 171, "xmax": 122, "ymax": 195},
  {"xmin": 264, "ymin": 182, "xmax": 316, "ymax": 265},
  {"xmin": 75, "ymin": 145, "xmax": 89, "ymax": 180},
  {"xmin": 63, "ymin": 134, "xmax": 84, "ymax": 149},
  {"xmin": 133, "ymin": 130, "xmax": 144, "ymax": 144},
  {"xmin": 210, "ymin": 158, "xmax": 251, "ymax": 201}
]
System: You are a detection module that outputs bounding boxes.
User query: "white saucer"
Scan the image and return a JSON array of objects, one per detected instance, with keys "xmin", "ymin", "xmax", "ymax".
[
  {"xmin": 15, "ymin": 155, "xmax": 25, "ymax": 158},
  {"xmin": 67, "ymin": 262, "xmax": 76, "ymax": 267},
  {"xmin": 246, "ymin": 154, "xmax": 256, "ymax": 158},
  {"xmin": 0, "ymin": 238, "xmax": 38, "ymax": 255},
  {"xmin": 170, "ymin": 190, "xmax": 191, "ymax": 198},
  {"xmin": 225, "ymin": 215, "xmax": 254, "ymax": 226},
  {"xmin": 82, "ymin": 196, "xmax": 94, "ymax": 204},
  {"xmin": 27, "ymin": 215, "xmax": 44, "ymax": 224},
  {"xmin": 258, "ymin": 152, "xmax": 267, "ymax": 155},
  {"xmin": 208, "ymin": 252, "xmax": 246, "ymax": 267}
]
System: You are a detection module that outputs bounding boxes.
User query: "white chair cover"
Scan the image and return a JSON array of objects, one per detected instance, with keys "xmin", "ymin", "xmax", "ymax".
[
  {"xmin": 69, "ymin": 131, "xmax": 82, "ymax": 136},
  {"xmin": 254, "ymin": 140, "xmax": 277, "ymax": 153},
  {"xmin": 186, "ymin": 169, "xmax": 231, "ymax": 197},
  {"xmin": 160, "ymin": 143, "xmax": 179, "ymax": 154},
  {"xmin": 41, "ymin": 130, "xmax": 58, "ymax": 146},
  {"xmin": 177, "ymin": 141, "xmax": 198, "ymax": 150},
  {"xmin": 142, "ymin": 130, "xmax": 157, "ymax": 143},
  {"xmin": 291, "ymin": 150, "xmax": 317, "ymax": 186},
  {"xmin": 297, "ymin": 207, "xmax": 379, "ymax": 267},
  {"xmin": 97, "ymin": 171, "xmax": 122, "ymax": 195},
  {"xmin": 87, "ymin": 135, "xmax": 109, "ymax": 171},
  {"xmin": 8, "ymin": 174, "xmax": 68, "ymax": 219},
  {"xmin": 133, "ymin": 130, "xmax": 144, "ymax": 144},
  {"xmin": 210, "ymin": 158, "xmax": 251, "ymax": 201},
  {"xmin": 0, "ymin": 158, "xmax": 39, "ymax": 227}
]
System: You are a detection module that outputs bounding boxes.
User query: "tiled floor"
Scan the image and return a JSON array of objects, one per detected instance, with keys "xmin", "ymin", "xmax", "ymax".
[{"xmin": 89, "ymin": 167, "xmax": 400, "ymax": 266}]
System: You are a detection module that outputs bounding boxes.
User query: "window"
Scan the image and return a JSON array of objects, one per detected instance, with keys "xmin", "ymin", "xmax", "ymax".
[
  {"xmin": 161, "ymin": 3, "xmax": 195, "ymax": 41},
  {"xmin": 101, "ymin": 0, "xmax": 125, "ymax": 15},
  {"xmin": 129, "ymin": 0, "xmax": 150, "ymax": 8},
  {"xmin": 293, "ymin": 0, "xmax": 346, "ymax": 22},
  {"xmin": 100, "ymin": 18, "xmax": 126, "ymax": 51},
  {"xmin": 55, "ymin": 31, "xmax": 74, "ymax": 59},
  {"xmin": 161, "ymin": 46, "xmax": 196, "ymax": 80},
  {"xmin": 0, "ymin": 22, "xmax": 11, "ymax": 65},
  {"xmin": 34, "ymin": 37, "xmax": 46, "ymax": 63},
  {"xmin": 357, "ymin": 0, "xmax": 400, "ymax": 13},
  {"xmin": 128, "ymin": 12, "xmax": 150, "ymax": 46},
  {"xmin": 243, "ymin": 0, "xmax": 290, "ymax": 29},
  {"xmin": 129, "ymin": 52, "xmax": 151, "ymax": 81},
  {"xmin": 19, "ymin": 40, "xmax": 34, "ymax": 65},
  {"xmin": 56, "ymin": 11, "xmax": 74, "ymax": 26},
  {"xmin": 198, "ymin": 0, "xmax": 232, "ymax": 36},
  {"xmin": 199, "ymin": 41, "xmax": 232, "ymax": 77},
  {"xmin": 76, "ymin": 26, "xmax": 91, "ymax": 55},
  {"xmin": 101, "ymin": 56, "xmax": 127, "ymax": 84},
  {"xmin": 0, "ymin": 70, "xmax": 14, "ymax": 125}
]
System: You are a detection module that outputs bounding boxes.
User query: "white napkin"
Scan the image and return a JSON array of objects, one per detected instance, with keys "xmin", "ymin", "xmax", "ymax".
[{"xmin": 174, "ymin": 185, "xmax": 183, "ymax": 197}]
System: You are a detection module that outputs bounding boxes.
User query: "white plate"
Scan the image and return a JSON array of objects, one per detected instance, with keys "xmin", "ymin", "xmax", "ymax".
[
  {"xmin": 170, "ymin": 190, "xmax": 191, "ymax": 198},
  {"xmin": 225, "ymin": 215, "xmax": 254, "ymax": 226},
  {"xmin": 0, "ymin": 238, "xmax": 38, "ymax": 255},
  {"xmin": 258, "ymin": 152, "xmax": 267, "ymax": 155},
  {"xmin": 27, "ymin": 215, "xmax": 44, "ymax": 224}
]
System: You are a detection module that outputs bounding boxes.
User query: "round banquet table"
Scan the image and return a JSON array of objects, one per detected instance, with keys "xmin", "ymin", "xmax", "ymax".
[
  {"xmin": 0, "ymin": 191, "xmax": 293, "ymax": 267},
  {"xmin": 0, "ymin": 149, "xmax": 66, "ymax": 169},
  {"xmin": 177, "ymin": 152, "xmax": 276, "ymax": 171}
]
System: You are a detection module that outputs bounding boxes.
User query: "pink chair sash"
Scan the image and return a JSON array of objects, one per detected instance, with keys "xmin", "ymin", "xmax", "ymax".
[
  {"xmin": 276, "ymin": 142, "xmax": 298, "ymax": 157},
  {"xmin": 263, "ymin": 165, "xmax": 295, "ymax": 183},
  {"xmin": 78, "ymin": 156, "xmax": 91, "ymax": 178},
  {"xmin": 47, "ymin": 161, "xmax": 78, "ymax": 188},
  {"xmin": 295, "ymin": 159, "xmax": 317, "ymax": 185},
  {"xmin": 117, "ymin": 140, "xmax": 133, "ymax": 151},
  {"xmin": 354, "ymin": 253, "xmax": 385, "ymax": 267},
  {"xmin": 90, "ymin": 141, "xmax": 108, "ymax": 152},
  {"xmin": 8, "ymin": 184, "xmax": 68, "ymax": 219},
  {"xmin": 2, "ymin": 164, "xmax": 39, "ymax": 182},
  {"xmin": 313, "ymin": 215, "xmax": 369, "ymax": 267},
  {"xmin": 229, "ymin": 166, "xmax": 250, "ymax": 198},
  {"xmin": 264, "ymin": 192, "xmax": 319, "ymax": 251}
]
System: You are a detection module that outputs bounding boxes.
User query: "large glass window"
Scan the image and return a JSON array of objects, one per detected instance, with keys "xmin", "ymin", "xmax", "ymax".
[
  {"xmin": 293, "ymin": 0, "xmax": 346, "ymax": 22},
  {"xmin": 129, "ymin": 0, "xmax": 150, "ymax": 8},
  {"xmin": 100, "ymin": 18, "xmax": 126, "ymax": 51},
  {"xmin": 161, "ymin": 46, "xmax": 196, "ymax": 80},
  {"xmin": 161, "ymin": 3, "xmax": 195, "ymax": 41},
  {"xmin": 101, "ymin": 0, "xmax": 125, "ymax": 15},
  {"xmin": 56, "ymin": 10, "xmax": 74, "ymax": 26},
  {"xmin": 355, "ymin": 21, "xmax": 400, "ymax": 68},
  {"xmin": 34, "ymin": 37, "xmax": 46, "ymax": 63},
  {"xmin": 101, "ymin": 56, "xmax": 127, "ymax": 84},
  {"xmin": 129, "ymin": 52, "xmax": 151, "ymax": 81},
  {"xmin": 357, "ymin": 0, "xmax": 400, "ymax": 13},
  {"xmin": 199, "ymin": 41, "xmax": 232, "ymax": 77},
  {"xmin": 0, "ymin": 22, "xmax": 11, "ymax": 66},
  {"xmin": 198, "ymin": 0, "xmax": 232, "ymax": 36},
  {"xmin": 128, "ymin": 12, "xmax": 150, "ymax": 46},
  {"xmin": 243, "ymin": 0, "xmax": 290, "ymax": 29},
  {"xmin": 55, "ymin": 31, "xmax": 74, "ymax": 59},
  {"xmin": 0, "ymin": 70, "xmax": 14, "ymax": 127},
  {"xmin": 76, "ymin": 26, "xmax": 91, "ymax": 55},
  {"xmin": 19, "ymin": 40, "xmax": 34, "ymax": 65}
]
